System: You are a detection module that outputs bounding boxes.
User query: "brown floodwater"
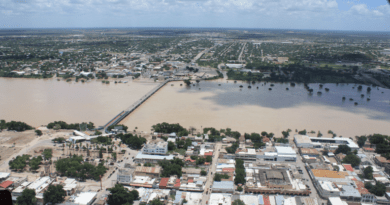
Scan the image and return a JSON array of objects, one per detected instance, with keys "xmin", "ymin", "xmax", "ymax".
[
  {"xmin": 121, "ymin": 81, "xmax": 390, "ymax": 137},
  {"xmin": 0, "ymin": 78, "xmax": 157, "ymax": 127}
]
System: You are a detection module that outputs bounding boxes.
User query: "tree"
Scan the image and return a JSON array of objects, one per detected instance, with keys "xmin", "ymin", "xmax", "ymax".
[
  {"xmin": 43, "ymin": 185, "xmax": 66, "ymax": 204},
  {"xmin": 206, "ymin": 156, "xmax": 212, "ymax": 162},
  {"xmin": 43, "ymin": 149, "xmax": 52, "ymax": 160},
  {"xmin": 335, "ymin": 145, "xmax": 351, "ymax": 155},
  {"xmin": 99, "ymin": 149, "xmax": 103, "ymax": 158},
  {"xmin": 149, "ymin": 198, "xmax": 164, "ymax": 205},
  {"xmin": 232, "ymin": 199, "xmax": 246, "ymax": 205},
  {"xmin": 366, "ymin": 182, "xmax": 387, "ymax": 196},
  {"xmin": 168, "ymin": 141, "xmax": 175, "ymax": 151},
  {"xmin": 357, "ymin": 136, "xmax": 367, "ymax": 148},
  {"xmin": 184, "ymin": 79, "xmax": 191, "ymax": 86},
  {"xmin": 35, "ymin": 130, "xmax": 43, "ymax": 136},
  {"xmin": 317, "ymin": 131, "xmax": 323, "ymax": 137},
  {"xmin": 108, "ymin": 184, "xmax": 139, "ymax": 205},
  {"xmin": 237, "ymin": 186, "xmax": 243, "ymax": 191},
  {"xmin": 261, "ymin": 131, "xmax": 268, "ymax": 137},
  {"xmin": 53, "ymin": 124, "xmax": 61, "ymax": 130},
  {"xmin": 201, "ymin": 170, "xmax": 207, "ymax": 176},
  {"xmin": 298, "ymin": 129, "xmax": 307, "ymax": 135},
  {"xmin": 112, "ymin": 152, "xmax": 117, "ymax": 160},
  {"xmin": 342, "ymin": 154, "xmax": 361, "ymax": 167},
  {"xmin": 282, "ymin": 131, "xmax": 289, "ymax": 138},
  {"xmin": 16, "ymin": 188, "xmax": 36, "ymax": 205},
  {"xmin": 363, "ymin": 166, "xmax": 374, "ymax": 180}
]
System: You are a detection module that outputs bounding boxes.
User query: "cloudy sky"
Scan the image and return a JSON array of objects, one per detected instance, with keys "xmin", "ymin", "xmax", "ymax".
[{"xmin": 0, "ymin": 0, "xmax": 389, "ymax": 31}]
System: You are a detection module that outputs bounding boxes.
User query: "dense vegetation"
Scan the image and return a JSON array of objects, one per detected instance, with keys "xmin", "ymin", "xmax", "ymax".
[
  {"xmin": 158, "ymin": 158, "xmax": 184, "ymax": 177},
  {"xmin": 43, "ymin": 185, "xmax": 66, "ymax": 205},
  {"xmin": 227, "ymin": 69, "xmax": 264, "ymax": 82},
  {"xmin": 244, "ymin": 132, "xmax": 266, "ymax": 148},
  {"xmin": 152, "ymin": 122, "xmax": 189, "ymax": 137},
  {"xmin": 16, "ymin": 188, "xmax": 37, "ymax": 205},
  {"xmin": 91, "ymin": 136, "xmax": 112, "ymax": 145},
  {"xmin": 365, "ymin": 182, "xmax": 387, "ymax": 196},
  {"xmin": 214, "ymin": 173, "xmax": 230, "ymax": 181},
  {"xmin": 368, "ymin": 134, "xmax": 390, "ymax": 159},
  {"xmin": 117, "ymin": 133, "xmax": 146, "ymax": 149},
  {"xmin": 52, "ymin": 137, "xmax": 66, "ymax": 143},
  {"xmin": 190, "ymin": 156, "xmax": 212, "ymax": 165},
  {"xmin": 29, "ymin": 156, "xmax": 43, "ymax": 171},
  {"xmin": 55, "ymin": 155, "xmax": 107, "ymax": 181},
  {"xmin": 9, "ymin": 155, "xmax": 31, "ymax": 171},
  {"xmin": 234, "ymin": 159, "xmax": 246, "ymax": 185},
  {"xmin": 0, "ymin": 120, "xmax": 33, "ymax": 131},
  {"xmin": 47, "ymin": 121, "xmax": 94, "ymax": 130},
  {"xmin": 108, "ymin": 184, "xmax": 139, "ymax": 205}
]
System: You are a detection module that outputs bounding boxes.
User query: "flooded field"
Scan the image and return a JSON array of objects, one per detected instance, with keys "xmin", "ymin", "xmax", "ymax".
[
  {"xmin": 0, "ymin": 77, "xmax": 157, "ymax": 127},
  {"xmin": 121, "ymin": 81, "xmax": 390, "ymax": 137}
]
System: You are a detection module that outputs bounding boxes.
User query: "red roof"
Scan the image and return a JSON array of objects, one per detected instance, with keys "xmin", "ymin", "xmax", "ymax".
[
  {"xmin": 262, "ymin": 137, "xmax": 270, "ymax": 142},
  {"xmin": 264, "ymin": 195, "xmax": 271, "ymax": 205},
  {"xmin": 204, "ymin": 162, "xmax": 210, "ymax": 165},
  {"xmin": 0, "ymin": 181, "xmax": 13, "ymax": 188},
  {"xmin": 222, "ymin": 168, "xmax": 235, "ymax": 172},
  {"xmin": 355, "ymin": 181, "xmax": 370, "ymax": 195},
  {"xmin": 204, "ymin": 152, "xmax": 213, "ymax": 156},
  {"xmin": 363, "ymin": 147, "xmax": 374, "ymax": 151},
  {"xmin": 185, "ymin": 157, "xmax": 196, "ymax": 163},
  {"xmin": 188, "ymin": 179, "xmax": 194, "ymax": 183},
  {"xmin": 343, "ymin": 164, "xmax": 354, "ymax": 172},
  {"xmin": 159, "ymin": 178, "xmax": 169, "ymax": 187},
  {"xmin": 174, "ymin": 179, "xmax": 181, "ymax": 187}
]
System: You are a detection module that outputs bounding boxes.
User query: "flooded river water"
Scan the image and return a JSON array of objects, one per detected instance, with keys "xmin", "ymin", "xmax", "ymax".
[
  {"xmin": 0, "ymin": 78, "xmax": 157, "ymax": 127},
  {"xmin": 1, "ymin": 77, "xmax": 390, "ymax": 137},
  {"xmin": 121, "ymin": 81, "xmax": 390, "ymax": 137}
]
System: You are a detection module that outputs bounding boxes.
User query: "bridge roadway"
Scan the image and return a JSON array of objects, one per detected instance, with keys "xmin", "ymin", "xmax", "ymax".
[{"xmin": 103, "ymin": 78, "xmax": 179, "ymax": 132}]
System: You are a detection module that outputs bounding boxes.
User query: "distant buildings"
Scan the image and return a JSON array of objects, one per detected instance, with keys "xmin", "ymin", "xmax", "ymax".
[{"xmin": 294, "ymin": 135, "xmax": 359, "ymax": 151}]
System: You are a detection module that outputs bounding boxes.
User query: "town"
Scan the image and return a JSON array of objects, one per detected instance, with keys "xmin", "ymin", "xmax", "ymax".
[
  {"xmin": 1, "ymin": 28, "xmax": 390, "ymax": 205},
  {"xmin": 0, "ymin": 120, "xmax": 390, "ymax": 205}
]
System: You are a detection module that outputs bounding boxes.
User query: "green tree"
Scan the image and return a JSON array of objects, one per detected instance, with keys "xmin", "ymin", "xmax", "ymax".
[
  {"xmin": 35, "ymin": 130, "xmax": 43, "ymax": 136},
  {"xmin": 149, "ymin": 198, "xmax": 164, "ymax": 205},
  {"xmin": 201, "ymin": 170, "xmax": 207, "ymax": 176},
  {"xmin": 112, "ymin": 152, "xmax": 117, "ymax": 160},
  {"xmin": 232, "ymin": 199, "xmax": 246, "ymax": 205},
  {"xmin": 365, "ymin": 182, "xmax": 387, "ymax": 196},
  {"xmin": 107, "ymin": 184, "xmax": 139, "ymax": 205},
  {"xmin": 342, "ymin": 154, "xmax": 361, "ymax": 167},
  {"xmin": 43, "ymin": 149, "xmax": 52, "ymax": 160},
  {"xmin": 357, "ymin": 136, "xmax": 367, "ymax": 148},
  {"xmin": 261, "ymin": 131, "xmax": 268, "ymax": 137},
  {"xmin": 206, "ymin": 156, "xmax": 212, "ymax": 162},
  {"xmin": 237, "ymin": 186, "xmax": 243, "ymax": 191},
  {"xmin": 99, "ymin": 149, "xmax": 103, "ymax": 158},
  {"xmin": 335, "ymin": 145, "xmax": 351, "ymax": 155},
  {"xmin": 168, "ymin": 141, "xmax": 175, "ymax": 151},
  {"xmin": 184, "ymin": 79, "xmax": 191, "ymax": 86},
  {"xmin": 363, "ymin": 166, "xmax": 374, "ymax": 179},
  {"xmin": 16, "ymin": 188, "xmax": 36, "ymax": 205},
  {"xmin": 317, "ymin": 131, "xmax": 323, "ymax": 137},
  {"xmin": 298, "ymin": 129, "xmax": 307, "ymax": 135},
  {"xmin": 43, "ymin": 185, "xmax": 66, "ymax": 204}
]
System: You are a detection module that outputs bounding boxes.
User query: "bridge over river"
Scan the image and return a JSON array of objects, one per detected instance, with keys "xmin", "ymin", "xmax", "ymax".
[{"xmin": 102, "ymin": 79, "xmax": 180, "ymax": 132}]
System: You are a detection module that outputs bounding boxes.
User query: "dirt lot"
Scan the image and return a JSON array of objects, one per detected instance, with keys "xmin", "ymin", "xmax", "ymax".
[{"xmin": 0, "ymin": 146, "xmax": 23, "ymax": 164}]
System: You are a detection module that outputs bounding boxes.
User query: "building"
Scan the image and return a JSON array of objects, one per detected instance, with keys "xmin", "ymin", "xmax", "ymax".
[
  {"xmin": 275, "ymin": 146, "xmax": 297, "ymax": 162},
  {"xmin": 0, "ymin": 172, "xmax": 10, "ymax": 181},
  {"xmin": 117, "ymin": 168, "xmax": 134, "ymax": 185},
  {"xmin": 12, "ymin": 177, "xmax": 54, "ymax": 201},
  {"xmin": 70, "ymin": 192, "xmax": 97, "ymax": 205},
  {"xmin": 245, "ymin": 167, "xmax": 309, "ymax": 196},
  {"xmin": 235, "ymin": 148, "xmax": 258, "ymax": 160},
  {"xmin": 134, "ymin": 152, "xmax": 174, "ymax": 164},
  {"xmin": 212, "ymin": 181, "xmax": 235, "ymax": 193},
  {"xmin": 134, "ymin": 165, "xmax": 161, "ymax": 178},
  {"xmin": 375, "ymin": 156, "xmax": 390, "ymax": 167},
  {"xmin": 209, "ymin": 193, "xmax": 232, "ymax": 205},
  {"xmin": 294, "ymin": 135, "xmax": 359, "ymax": 151},
  {"xmin": 299, "ymin": 148, "xmax": 320, "ymax": 157},
  {"xmin": 142, "ymin": 141, "xmax": 168, "ymax": 155}
]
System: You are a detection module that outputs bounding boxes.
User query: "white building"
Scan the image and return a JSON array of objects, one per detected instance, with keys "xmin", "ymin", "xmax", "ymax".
[
  {"xmin": 294, "ymin": 135, "xmax": 359, "ymax": 151},
  {"xmin": 209, "ymin": 193, "xmax": 232, "ymax": 205},
  {"xmin": 71, "ymin": 192, "xmax": 97, "ymax": 205},
  {"xmin": 142, "ymin": 141, "xmax": 168, "ymax": 155}
]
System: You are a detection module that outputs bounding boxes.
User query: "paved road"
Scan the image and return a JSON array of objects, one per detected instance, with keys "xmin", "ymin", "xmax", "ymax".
[{"xmin": 201, "ymin": 142, "xmax": 222, "ymax": 205}]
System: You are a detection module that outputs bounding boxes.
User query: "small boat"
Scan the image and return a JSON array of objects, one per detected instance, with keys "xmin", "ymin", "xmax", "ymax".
[
  {"xmin": 325, "ymin": 88, "xmax": 329, "ymax": 92},
  {"xmin": 269, "ymin": 88, "xmax": 272, "ymax": 90},
  {"xmin": 239, "ymin": 85, "xmax": 243, "ymax": 88},
  {"xmin": 286, "ymin": 88, "xmax": 289, "ymax": 90},
  {"xmin": 248, "ymin": 86, "xmax": 251, "ymax": 88}
]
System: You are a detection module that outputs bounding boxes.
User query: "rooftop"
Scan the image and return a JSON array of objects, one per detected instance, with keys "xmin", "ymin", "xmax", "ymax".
[
  {"xmin": 212, "ymin": 181, "xmax": 234, "ymax": 190},
  {"xmin": 135, "ymin": 165, "xmax": 161, "ymax": 174},
  {"xmin": 135, "ymin": 152, "xmax": 174, "ymax": 160},
  {"xmin": 0, "ymin": 181, "xmax": 13, "ymax": 188},
  {"xmin": 275, "ymin": 146, "xmax": 296, "ymax": 155},
  {"xmin": 209, "ymin": 193, "xmax": 232, "ymax": 205},
  {"xmin": 312, "ymin": 169, "xmax": 349, "ymax": 178},
  {"xmin": 73, "ymin": 192, "xmax": 97, "ymax": 205}
]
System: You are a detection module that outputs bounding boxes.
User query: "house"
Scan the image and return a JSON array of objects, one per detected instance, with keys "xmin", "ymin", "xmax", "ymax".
[
  {"xmin": 375, "ymin": 156, "xmax": 390, "ymax": 167},
  {"xmin": 142, "ymin": 142, "xmax": 168, "ymax": 155}
]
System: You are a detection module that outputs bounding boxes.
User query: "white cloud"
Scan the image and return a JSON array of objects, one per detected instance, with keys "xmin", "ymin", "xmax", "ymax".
[{"xmin": 0, "ymin": 0, "xmax": 388, "ymax": 30}]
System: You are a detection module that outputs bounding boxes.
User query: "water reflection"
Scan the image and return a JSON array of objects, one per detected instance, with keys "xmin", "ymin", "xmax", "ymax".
[{"xmin": 179, "ymin": 81, "xmax": 390, "ymax": 121}]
